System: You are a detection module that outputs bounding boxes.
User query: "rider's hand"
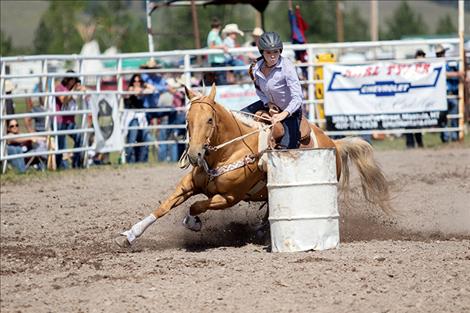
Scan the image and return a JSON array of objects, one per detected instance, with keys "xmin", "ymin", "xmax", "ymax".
[{"xmin": 271, "ymin": 111, "xmax": 289, "ymax": 124}]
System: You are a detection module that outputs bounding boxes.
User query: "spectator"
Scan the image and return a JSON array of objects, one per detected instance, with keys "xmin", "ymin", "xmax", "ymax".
[
  {"xmin": 289, "ymin": 4, "xmax": 309, "ymax": 79},
  {"xmin": 222, "ymin": 23, "xmax": 245, "ymax": 83},
  {"xmin": 140, "ymin": 58, "xmax": 177, "ymax": 162},
  {"xmin": 162, "ymin": 77, "xmax": 187, "ymax": 161},
  {"xmin": 25, "ymin": 79, "xmax": 48, "ymax": 134},
  {"xmin": 4, "ymin": 80, "xmax": 16, "ymax": 115},
  {"xmin": 207, "ymin": 17, "xmax": 229, "ymax": 85},
  {"xmin": 123, "ymin": 74, "xmax": 154, "ymax": 163},
  {"xmin": 436, "ymin": 44, "xmax": 463, "ymax": 142},
  {"xmin": 54, "ymin": 70, "xmax": 84, "ymax": 169},
  {"xmin": 405, "ymin": 49, "xmax": 425, "ymax": 148},
  {"xmin": 5, "ymin": 119, "xmax": 47, "ymax": 173},
  {"xmin": 241, "ymin": 32, "xmax": 303, "ymax": 149},
  {"xmin": 245, "ymin": 27, "xmax": 264, "ymax": 62}
]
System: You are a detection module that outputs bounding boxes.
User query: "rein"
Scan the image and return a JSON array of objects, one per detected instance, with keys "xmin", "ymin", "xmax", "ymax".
[{"xmin": 206, "ymin": 123, "xmax": 273, "ymax": 152}]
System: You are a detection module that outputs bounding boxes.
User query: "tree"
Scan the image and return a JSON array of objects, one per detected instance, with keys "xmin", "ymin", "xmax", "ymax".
[
  {"xmin": 435, "ymin": 14, "xmax": 456, "ymax": 35},
  {"xmin": 0, "ymin": 30, "xmax": 13, "ymax": 56},
  {"xmin": 33, "ymin": 1, "xmax": 84, "ymax": 54},
  {"xmin": 151, "ymin": 4, "xmax": 256, "ymax": 51},
  {"xmin": 265, "ymin": 0, "xmax": 337, "ymax": 43},
  {"xmin": 384, "ymin": 1, "xmax": 428, "ymax": 40},
  {"xmin": 343, "ymin": 6, "xmax": 369, "ymax": 42},
  {"xmin": 87, "ymin": 1, "xmax": 147, "ymax": 52}
]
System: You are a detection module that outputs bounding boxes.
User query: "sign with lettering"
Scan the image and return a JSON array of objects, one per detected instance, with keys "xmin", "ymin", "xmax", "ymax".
[
  {"xmin": 323, "ymin": 62, "xmax": 447, "ymax": 130},
  {"xmin": 215, "ymin": 84, "xmax": 259, "ymax": 111}
]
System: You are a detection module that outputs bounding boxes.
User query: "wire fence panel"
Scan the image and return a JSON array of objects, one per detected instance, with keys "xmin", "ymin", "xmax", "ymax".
[{"xmin": 0, "ymin": 38, "xmax": 465, "ymax": 172}]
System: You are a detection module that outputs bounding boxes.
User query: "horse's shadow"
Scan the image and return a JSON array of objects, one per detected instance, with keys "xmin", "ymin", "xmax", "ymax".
[
  {"xmin": 183, "ymin": 221, "xmax": 270, "ymax": 252},
  {"xmin": 123, "ymin": 221, "xmax": 269, "ymax": 253}
]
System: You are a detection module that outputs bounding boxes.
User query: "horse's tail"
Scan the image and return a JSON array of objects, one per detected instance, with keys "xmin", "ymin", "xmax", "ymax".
[{"xmin": 334, "ymin": 137, "xmax": 393, "ymax": 214}]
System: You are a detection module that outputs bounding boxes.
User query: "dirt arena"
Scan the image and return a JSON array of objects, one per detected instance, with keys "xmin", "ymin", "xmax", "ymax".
[{"xmin": 1, "ymin": 147, "xmax": 469, "ymax": 313}]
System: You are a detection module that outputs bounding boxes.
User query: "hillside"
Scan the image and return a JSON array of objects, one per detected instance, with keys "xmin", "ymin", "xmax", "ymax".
[
  {"xmin": 1, "ymin": 0, "xmax": 468, "ymax": 50},
  {"xmin": 0, "ymin": 0, "xmax": 49, "ymax": 49}
]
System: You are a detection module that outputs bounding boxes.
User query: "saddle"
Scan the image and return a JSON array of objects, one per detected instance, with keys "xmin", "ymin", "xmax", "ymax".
[{"xmin": 255, "ymin": 103, "xmax": 314, "ymax": 149}]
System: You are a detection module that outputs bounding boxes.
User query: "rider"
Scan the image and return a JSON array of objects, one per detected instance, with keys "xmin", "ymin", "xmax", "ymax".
[{"xmin": 241, "ymin": 31, "xmax": 303, "ymax": 149}]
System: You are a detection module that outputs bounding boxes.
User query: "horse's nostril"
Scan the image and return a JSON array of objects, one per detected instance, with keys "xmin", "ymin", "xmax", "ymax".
[{"xmin": 197, "ymin": 152, "xmax": 202, "ymax": 157}]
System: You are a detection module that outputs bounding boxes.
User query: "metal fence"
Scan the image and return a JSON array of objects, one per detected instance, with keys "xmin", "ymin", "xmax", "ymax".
[{"xmin": 0, "ymin": 37, "xmax": 464, "ymax": 172}]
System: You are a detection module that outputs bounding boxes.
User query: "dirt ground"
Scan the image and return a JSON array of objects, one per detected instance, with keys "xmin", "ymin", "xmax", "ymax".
[{"xmin": 1, "ymin": 147, "xmax": 469, "ymax": 313}]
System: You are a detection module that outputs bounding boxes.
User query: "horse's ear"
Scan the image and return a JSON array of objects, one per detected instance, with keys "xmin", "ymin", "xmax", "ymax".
[
  {"xmin": 208, "ymin": 82, "xmax": 216, "ymax": 101},
  {"xmin": 184, "ymin": 85, "xmax": 197, "ymax": 100}
]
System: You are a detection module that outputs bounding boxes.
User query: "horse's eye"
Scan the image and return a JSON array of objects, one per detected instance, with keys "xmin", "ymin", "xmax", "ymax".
[{"xmin": 208, "ymin": 118, "xmax": 213, "ymax": 124}]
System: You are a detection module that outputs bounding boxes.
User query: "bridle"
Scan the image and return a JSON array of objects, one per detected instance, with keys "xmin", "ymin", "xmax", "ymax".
[
  {"xmin": 181, "ymin": 97, "xmax": 272, "ymax": 179},
  {"xmin": 188, "ymin": 98, "xmax": 218, "ymax": 152}
]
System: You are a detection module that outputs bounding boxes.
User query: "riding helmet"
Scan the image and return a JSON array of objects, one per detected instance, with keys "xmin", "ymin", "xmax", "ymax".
[{"xmin": 258, "ymin": 31, "xmax": 283, "ymax": 54}]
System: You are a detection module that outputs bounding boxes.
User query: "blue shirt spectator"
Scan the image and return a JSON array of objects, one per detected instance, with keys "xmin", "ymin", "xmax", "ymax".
[
  {"xmin": 446, "ymin": 61, "xmax": 459, "ymax": 95},
  {"xmin": 141, "ymin": 72, "xmax": 168, "ymax": 109},
  {"xmin": 435, "ymin": 43, "xmax": 462, "ymax": 142}
]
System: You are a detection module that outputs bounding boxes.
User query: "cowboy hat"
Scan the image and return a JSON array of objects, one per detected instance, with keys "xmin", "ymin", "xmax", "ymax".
[
  {"xmin": 4, "ymin": 80, "xmax": 15, "ymax": 93},
  {"xmin": 434, "ymin": 44, "xmax": 449, "ymax": 54},
  {"xmin": 166, "ymin": 77, "xmax": 183, "ymax": 89},
  {"xmin": 252, "ymin": 27, "xmax": 264, "ymax": 37},
  {"xmin": 222, "ymin": 24, "xmax": 244, "ymax": 36},
  {"xmin": 140, "ymin": 57, "xmax": 162, "ymax": 69}
]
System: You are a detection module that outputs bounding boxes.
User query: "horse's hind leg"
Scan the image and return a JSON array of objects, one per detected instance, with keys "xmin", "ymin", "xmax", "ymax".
[
  {"xmin": 116, "ymin": 173, "xmax": 196, "ymax": 247},
  {"xmin": 182, "ymin": 194, "xmax": 238, "ymax": 231}
]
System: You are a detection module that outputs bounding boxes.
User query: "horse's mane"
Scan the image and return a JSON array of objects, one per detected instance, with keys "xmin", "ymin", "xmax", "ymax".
[{"xmin": 230, "ymin": 111, "xmax": 264, "ymax": 129}]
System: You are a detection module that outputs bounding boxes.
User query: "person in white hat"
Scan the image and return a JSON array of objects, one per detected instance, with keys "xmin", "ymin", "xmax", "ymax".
[
  {"xmin": 222, "ymin": 23, "xmax": 245, "ymax": 83},
  {"xmin": 435, "ymin": 43, "xmax": 463, "ymax": 142},
  {"xmin": 207, "ymin": 17, "xmax": 228, "ymax": 85},
  {"xmin": 4, "ymin": 80, "xmax": 16, "ymax": 115},
  {"xmin": 245, "ymin": 27, "xmax": 264, "ymax": 62}
]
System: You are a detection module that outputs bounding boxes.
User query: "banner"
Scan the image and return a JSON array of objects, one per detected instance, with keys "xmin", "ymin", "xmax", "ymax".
[
  {"xmin": 214, "ymin": 84, "xmax": 258, "ymax": 111},
  {"xmin": 90, "ymin": 94, "xmax": 123, "ymax": 153},
  {"xmin": 323, "ymin": 61, "xmax": 447, "ymax": 130}
]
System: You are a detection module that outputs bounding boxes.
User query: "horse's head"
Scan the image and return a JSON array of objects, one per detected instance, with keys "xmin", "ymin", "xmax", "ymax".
[{"xmin": 184, "ymin": 84, "xmax": 218, "ymax": 166}]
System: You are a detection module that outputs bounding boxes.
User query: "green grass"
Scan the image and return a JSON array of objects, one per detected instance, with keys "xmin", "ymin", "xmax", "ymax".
[
  {"xmin": 5, "ymin": 99, "xmax": 469, "ymax": 181},
  {"xmin": 0, "ymin": 159, "xmax": 173, "ymax": 184}
]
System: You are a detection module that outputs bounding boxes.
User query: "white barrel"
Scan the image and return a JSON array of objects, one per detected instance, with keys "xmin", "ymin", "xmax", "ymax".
[{"xmin": 267, "ymin": 149, "xmax": 339, "ymax": 252}]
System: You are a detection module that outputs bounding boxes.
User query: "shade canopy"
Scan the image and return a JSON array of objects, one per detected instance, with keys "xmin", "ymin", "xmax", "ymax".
[{"xmin": 153, "ymin": 0, "xmax": 269, "ymax": 13}]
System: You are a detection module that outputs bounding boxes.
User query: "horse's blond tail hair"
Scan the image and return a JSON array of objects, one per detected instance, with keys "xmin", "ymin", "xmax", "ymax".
[{"xmin": 334, "ymin": 137, "xmax": 393, "ymax": 214}]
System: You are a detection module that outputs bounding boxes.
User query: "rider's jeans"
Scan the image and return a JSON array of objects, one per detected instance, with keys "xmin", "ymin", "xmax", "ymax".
[{"xmin": 279, "ymin": 109, "xmax": 302, "ymax": 149}]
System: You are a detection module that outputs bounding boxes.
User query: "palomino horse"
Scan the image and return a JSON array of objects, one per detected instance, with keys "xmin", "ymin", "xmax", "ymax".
[{"xmin": 115, "ymin": 84, "xmax": 391, "ymax": 247}]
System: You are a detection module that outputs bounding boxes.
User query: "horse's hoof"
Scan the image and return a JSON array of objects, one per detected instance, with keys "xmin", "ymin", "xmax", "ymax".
[
  {"xmin": 182, "ymin": 215, "xmax": 202, "ymax": 232},
  {"xmin": 114, "ymin": 235, "xmax": 131, "ymax": 248}
]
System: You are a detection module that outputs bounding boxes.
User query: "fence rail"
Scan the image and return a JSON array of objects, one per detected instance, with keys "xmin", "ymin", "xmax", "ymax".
[{"xmin": 1, "ymin": 37, "xmax": 465, "ymax": 172}]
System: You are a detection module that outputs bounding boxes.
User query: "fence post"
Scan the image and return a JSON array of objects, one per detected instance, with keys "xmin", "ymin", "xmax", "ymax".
[
  {"xmin": 307, "ymin": 46, "xmax": 316, "ymax": 123},
  {"xmin": 1, "ymin": 60, "xmax": 7, "ymax": 174},
  {"xmin": 118, "ymin": 57, "xmax": 127, "ymax": 164}
]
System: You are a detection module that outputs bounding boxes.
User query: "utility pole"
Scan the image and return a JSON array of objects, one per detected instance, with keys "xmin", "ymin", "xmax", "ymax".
[
  {"xmin": 370, "ymin": 0, "xmax": 378, "ymax": 42},
  {"xmin": 336, "ymin": 1, "xmax": 344, "ymax": 42},
  {"xmin": 458, "ymin": 0, "xmax": 465, "ymax": 140},
  {"xmin": 190, "ymin": 0, "xmax": 201, "ymax": 50},
  {"xmin": 146, "ymin": 0, "xmax": 155, "ymax": 53},
  {"xmin": 255, "ymin": 11, "xmax": 262, "ymax": 28}
]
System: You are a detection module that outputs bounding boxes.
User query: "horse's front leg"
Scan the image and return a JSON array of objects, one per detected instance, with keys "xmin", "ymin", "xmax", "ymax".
[
  {"xmin": 116, "ymin": 173, "xmax": 196, "ymax": 247},
  {"xmin": 182, "ymin": 194, "xmax": 239, "ymax": 232}
]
